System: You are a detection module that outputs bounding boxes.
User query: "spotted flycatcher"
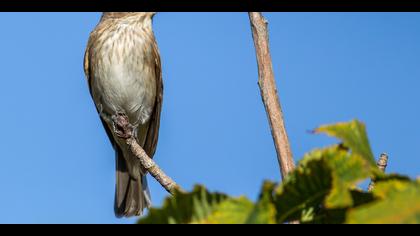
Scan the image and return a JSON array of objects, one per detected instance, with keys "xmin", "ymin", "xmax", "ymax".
[{"xmin": 84, "ymin": 12, "xmax": 163, "ymax": 217}]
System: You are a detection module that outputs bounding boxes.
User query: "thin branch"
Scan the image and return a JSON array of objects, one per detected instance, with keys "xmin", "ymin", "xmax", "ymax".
[
  {"xmin": 368, "ymin": 153, "xmax": 389, "ymax": 192},
  {"xmin": 112, "ymin": 113, "xmax": 182, "ymax": 195},
  {"xmin": 248, "ymin": 12, "xmax": 295, "ymax": 179}
]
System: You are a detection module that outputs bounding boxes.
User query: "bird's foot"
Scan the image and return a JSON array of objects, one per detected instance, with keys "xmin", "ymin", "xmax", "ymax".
[{"xmin": 112, "ymin": 112, "xmax": 134, "ymax": 139}]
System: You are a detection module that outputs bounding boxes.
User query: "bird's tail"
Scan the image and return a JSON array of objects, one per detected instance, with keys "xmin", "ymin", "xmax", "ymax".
[{"xmin": 114, "ymin": 150, "xmax": 151, "ymax": 217}]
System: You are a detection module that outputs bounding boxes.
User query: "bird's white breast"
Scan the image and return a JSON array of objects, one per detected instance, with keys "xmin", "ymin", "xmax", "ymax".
[{"xmin": 91, "ymin": 23, "xmax": 157, "ymax": 127}]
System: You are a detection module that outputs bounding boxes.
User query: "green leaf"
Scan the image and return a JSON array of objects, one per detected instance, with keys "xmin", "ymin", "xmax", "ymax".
[
  {"xmin": 307, "ymin": 190, "xmax": 376, "ymax": 224},
  {"xmin": 324, "ymin": 150, "xmax": 371, "ymax": 208},
  {"xmin": 245, "ymin": 181, "xmax": 277, "ymax": 224},
  {"xmin": 137, "ymin": 185, "xmax": 228, "ymax": 224},
  {"xmin": 346, "ymin": 180, "xmax": 420, "ymax": 224},
  {"xmin": 374, "ymin": 173, "xmax": 411, "ymax": 183},
  {"xmin": 197, "ymin": 197, "xmax": 255, "ymax": 224},
  {"xmin": 315, "ymin": 120, "xmax": 376, "ymax": 167},
  {"xmin": 197, "ymin": 181, "xmax": 277, "ymax": 224},
  {"xmin": 138, "ymin": 182, "xmax": 278, "ymax": 224},
  {"xmin": 274, "ymin": 148, "xmax": 332, "ymax": 223},
  {"xmin": 274, "ymin": 144, "xmax": 375, "ymax": 223}
]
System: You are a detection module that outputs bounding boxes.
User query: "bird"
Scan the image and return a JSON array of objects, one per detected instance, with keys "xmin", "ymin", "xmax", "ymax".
[{"xmin": 83, "ymin": 12, "xmax": 163, "ymax": 217}]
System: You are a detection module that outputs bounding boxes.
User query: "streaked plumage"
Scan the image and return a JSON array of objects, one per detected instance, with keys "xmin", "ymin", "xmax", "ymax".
[{"xmin": 84, "ymin": 12, "xmax": 163, "ymax": 217}]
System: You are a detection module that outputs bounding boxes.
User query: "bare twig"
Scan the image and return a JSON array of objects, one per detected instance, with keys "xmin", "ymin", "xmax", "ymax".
[
  {"xmin": 112, "ymin": 113, "xmax": 182, "ymax": 195},
  {"xmin": 248, "ymin": 12, "xmax": 295, "ymax": 179},
  {"xmin": 368, "ymin": 153, "xmax": 389, "ymax": 192}
]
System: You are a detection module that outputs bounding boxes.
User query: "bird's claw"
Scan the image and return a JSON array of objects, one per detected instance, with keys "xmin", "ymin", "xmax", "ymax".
[{"xmin": 112, "ymin": 112, "xmax": 134, "ymax": 139}]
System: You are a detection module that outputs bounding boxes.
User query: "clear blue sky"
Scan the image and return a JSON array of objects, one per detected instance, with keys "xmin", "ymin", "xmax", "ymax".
[{"xmin": 0, "ymin": 12, "xmax": 418, "ymax": 223}]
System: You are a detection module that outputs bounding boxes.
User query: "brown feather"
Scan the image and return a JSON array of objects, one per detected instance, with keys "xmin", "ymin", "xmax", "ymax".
[{"xmin": 142, "ymin": 35, "xmax": 163, "ymax": 158}]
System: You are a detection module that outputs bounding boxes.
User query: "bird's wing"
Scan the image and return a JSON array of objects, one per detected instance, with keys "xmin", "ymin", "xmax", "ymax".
[
  {"xmin": 84, "ymin": 31, "xmax": 116, "ymax": 147},
  {"xmin": 83, "ymin": 30, "xmax": 96, "ymax": 95},
  {"xmin": 141, "ymin": 37, "xmax": 163, "ymax": 158}
]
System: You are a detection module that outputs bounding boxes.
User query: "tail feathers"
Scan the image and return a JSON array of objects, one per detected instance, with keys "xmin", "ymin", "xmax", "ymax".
[{"xmin": 115, "ymin": 152, "xmax": 151, "ymax": 218}]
